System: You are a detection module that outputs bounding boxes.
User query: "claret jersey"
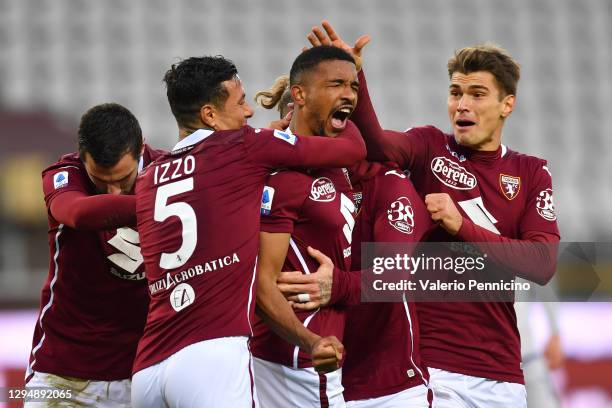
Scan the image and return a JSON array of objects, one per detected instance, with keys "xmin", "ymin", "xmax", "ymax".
[
  {"xmin": 251, "ymin": 166, "xmax": 354, "ymax": 368},
  {"xmin": 342, "ymin": 161, "xmax": 434, "ymax": 401},
  {"xmin": 133, "ymin": 124, "xmax": 365, "ymax": 373},
  {"xmin": 352, "ymin": 70, "xmax": 560, "ymax": 384},
  {"xmin": 28, "ymin": 145, "xmax": 161, "ymax": 381}
]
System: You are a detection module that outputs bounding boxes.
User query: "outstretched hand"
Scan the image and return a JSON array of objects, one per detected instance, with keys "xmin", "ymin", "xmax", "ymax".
[{"xmin": 306, "ymin": 20, "xmax": 370, "ymax": 71}]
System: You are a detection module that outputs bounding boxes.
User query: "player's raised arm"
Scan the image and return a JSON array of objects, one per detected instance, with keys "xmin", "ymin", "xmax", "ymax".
[
  {"xmin": 256, "ymin": 232, "xmax": 343, "ymax": 371},
  {"xmin": 306, "ymin": 21, "xmax": 416, "ymax": 168},
  {"xmin": 246, "ymin": 120, "xmax": 366, "ymax": 169}
]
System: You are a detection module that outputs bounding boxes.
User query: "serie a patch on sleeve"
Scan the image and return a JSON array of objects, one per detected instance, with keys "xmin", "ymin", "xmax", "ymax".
[
  {"xmin": 260, "ymin": 185, "xmax": 275, "ymax": 215},
  {"xmin": 273, "ymin": 129, "xmax": 297, "ymax": 145},
  {"xmin": 53, "ymin": 171, "xmax": 69, "ymax": 189}
]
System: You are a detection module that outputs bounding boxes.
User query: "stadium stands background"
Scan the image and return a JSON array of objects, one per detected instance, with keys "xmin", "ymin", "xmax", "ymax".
[{"xmin": 0, "ymin": 0, "xmax": 610, "ymax": 406}]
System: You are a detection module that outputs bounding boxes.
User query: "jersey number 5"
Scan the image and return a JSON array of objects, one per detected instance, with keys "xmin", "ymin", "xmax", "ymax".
[{"xmin": 154, "ymin": 178, "xmax": 197, "ymax": 269}]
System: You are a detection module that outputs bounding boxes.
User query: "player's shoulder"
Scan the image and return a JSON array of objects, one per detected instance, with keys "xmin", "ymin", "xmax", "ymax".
[
  {"xmin": 42, "ymin": 152, "xmax": 86, "ymax": 181},
  {"xmin": 405, "ymin": 125, "xmax": 446, "ymax": 139},
  {"xmin": 143, "ymin": 144, "xmax": 168, "ymax": 163},
  {"xmin": 43, "ymin": 152, "xmax": 82, "ymax": 172},
  {"xmin": 244, "ymin": 125, "xmax": 299, "ymax": 146},
  {"xmin": 374, "ymin": 162, "xmax": 417, "ymax": 195},
  {"xmin": 267, "ymin": 168, "xmax": 312, "ymax": 188},
  {"xmin": 503, "ymin": 147, "xmax": 549, "ymax": 175},
  {"xmin": 41, "ymin": 152, "xmax": 91, "ymax": 196}
]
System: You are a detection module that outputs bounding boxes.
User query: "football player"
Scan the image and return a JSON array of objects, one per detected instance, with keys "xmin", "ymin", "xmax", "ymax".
[
  {"xmin": 26, "ymin": 103, "xmax": 164, "ymax": 407},
  {"xmin": 130, "ymin": 55, "xmax": 366, "ymax": 408}
]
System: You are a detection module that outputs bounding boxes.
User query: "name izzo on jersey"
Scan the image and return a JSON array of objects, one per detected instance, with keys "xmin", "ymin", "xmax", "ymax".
[{"xmin": 154, "ymin": 155, "xmax": 196, "ymax": 185}]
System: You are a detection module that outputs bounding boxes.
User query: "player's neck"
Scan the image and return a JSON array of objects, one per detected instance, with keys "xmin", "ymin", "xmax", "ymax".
[
  {"xmin": 178, "ymin": 125, "xmax": 212, "ymax": 141},
  {"xmin": 289, "ymin": 111, "xmax": 316, "ymax": 137}
]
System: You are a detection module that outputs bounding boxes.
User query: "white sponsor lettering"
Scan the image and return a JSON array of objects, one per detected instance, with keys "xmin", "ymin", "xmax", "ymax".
[
  {"xmin": 309, "ymin": 177, "xmax": 336, "ymax": 202},
  {"xmin": 149, "ymin": 252, "xmax": 240, "ymax": 295},
  {"xmin": 430, "ymin": 157, "xmax": 477, "ymax": 190}
]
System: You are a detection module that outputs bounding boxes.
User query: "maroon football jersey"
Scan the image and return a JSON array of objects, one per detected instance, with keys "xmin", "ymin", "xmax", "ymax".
[
  {"xmin": 251, "ymin": 166, "xmax": 354, "ymax": 368},
  {"xmin": 342, "ymin": 162, "xmax": 433, "ymax": 401},
  {"xmin": 352, "ymin": 71, "xmax": 560, "ymax": 383},
  {"xmin": 133, "ymin": 124, "xmax": 365, "ymax": 373},
  {"xmin": 27, "ymin": 145, "xmax": 162, "ymax": 381}
]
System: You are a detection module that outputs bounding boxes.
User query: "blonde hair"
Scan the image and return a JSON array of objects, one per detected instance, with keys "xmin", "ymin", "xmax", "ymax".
[{"xmin": 254, "ymin": 75, "xmax": 293, "ymax": 118}]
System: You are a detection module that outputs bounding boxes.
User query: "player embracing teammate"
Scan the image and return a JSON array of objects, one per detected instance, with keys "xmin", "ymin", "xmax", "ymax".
[{"xmin": 292, "ymin": 21, "xmax": 560, "ymax": 408}]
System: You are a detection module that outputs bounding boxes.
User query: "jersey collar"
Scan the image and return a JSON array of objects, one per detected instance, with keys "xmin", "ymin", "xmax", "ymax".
[{"xmin": 172, "ymin": 129, "xmax": 215, "ymax": 152}]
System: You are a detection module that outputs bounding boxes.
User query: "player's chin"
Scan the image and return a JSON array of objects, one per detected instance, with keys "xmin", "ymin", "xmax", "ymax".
[{"xmin": 454, "ymin": 128, "xmax": 477, "ymax": 146}]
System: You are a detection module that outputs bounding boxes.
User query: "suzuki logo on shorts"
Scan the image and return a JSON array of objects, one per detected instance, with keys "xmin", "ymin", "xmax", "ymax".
[
  {"xmin": 387, "ymin": 196, "xmax": 415, "ymax": 234},
  {"xmin": 430, "ymin": 157, "xmax": 477, "ymax": 190},
  {"xmin": 536, "ymin": 188, "xmax": 556, "ymax": 221},
  {"xmin": 171, "ymin": 283, "xmax": 195, "ymax": 312},
  {"xmin": 309, "ymin": 177, "xmax": 336, "ymax": 202}
]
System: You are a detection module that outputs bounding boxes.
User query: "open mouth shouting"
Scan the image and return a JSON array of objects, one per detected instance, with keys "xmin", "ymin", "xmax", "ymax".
[{"xmin": 329, "ymin": 105, "xmax": 354, "ymax": 132}]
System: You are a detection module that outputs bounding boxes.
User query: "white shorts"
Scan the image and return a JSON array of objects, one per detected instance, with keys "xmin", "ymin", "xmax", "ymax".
[
  {"xmin": 346, "ymin": 385, "xmax": 430, "ymax": 408},
  {"xmin": 132, "ymin": 336, "xmax": 257, "ymax": 408},
  {"xmin": 429, "ymin": 368, "xmax": 526, "ymax": 408},
  {"xmin": 24, "ymin": 371, "xmax": 131, "ymax": 407},
  {"xmin": 253, "ymin": 357, "xmax": 344, "ymax": 407}
]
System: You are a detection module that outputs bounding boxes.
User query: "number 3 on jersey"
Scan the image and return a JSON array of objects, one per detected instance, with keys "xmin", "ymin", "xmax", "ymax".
[{"xmin": 154, "ymin": 178, "xmax": 197, "ymax": 269}]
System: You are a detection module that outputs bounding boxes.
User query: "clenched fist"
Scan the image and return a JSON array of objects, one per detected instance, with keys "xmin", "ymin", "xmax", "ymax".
[
  {"xmin": 310, "ymin": 336, "xmax": 344, "ymax": 373},
  {"xmin": 425, "ymin": 193, "xmax": 463, "ymax": 235}
]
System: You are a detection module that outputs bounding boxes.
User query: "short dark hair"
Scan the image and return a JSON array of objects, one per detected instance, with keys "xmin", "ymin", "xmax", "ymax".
[
  {"xmin": 289, "ymin": 45, "xmax": 356, "ymax": 86},
  {"xmin": 78, "ymin": 103, "xmax": 142, "ymax": 167},
  {"xmin": 447, "ymin": 43, "xmax": 520, "ymax": 98},
  {"xmin": 163, "ymin": 56, "xmax": 238, "ymax": 128}
]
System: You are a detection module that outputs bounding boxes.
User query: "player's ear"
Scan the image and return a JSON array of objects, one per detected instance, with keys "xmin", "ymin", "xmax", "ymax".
[
  {"xmin": 500, "ymin": 94, "xmax": 515, "ymax": 119},
  {"xmin": 200, "ymin": 104, "xmax": 216, "ymax": 130},
  {"xmin": 291, "ymin": 84, "xmax": 306, "ymax": 107}
]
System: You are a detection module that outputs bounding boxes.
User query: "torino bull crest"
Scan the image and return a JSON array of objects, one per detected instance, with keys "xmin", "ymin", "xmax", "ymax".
[{"xmin": 499, "ymin": 174, "xmax": 521, "ymax": 200}]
